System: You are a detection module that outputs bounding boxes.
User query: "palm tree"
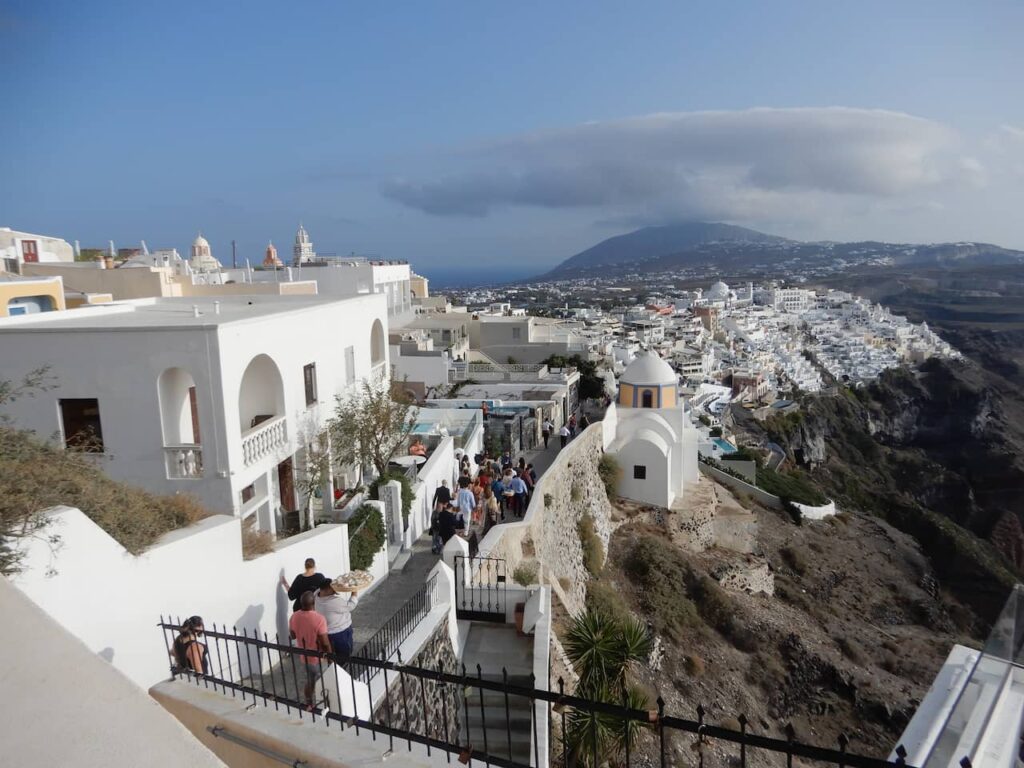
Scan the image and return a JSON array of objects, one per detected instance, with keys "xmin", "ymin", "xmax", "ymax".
[{"xmin": 563, "ymin": 610, "xmax": 652, "ymax": 767}]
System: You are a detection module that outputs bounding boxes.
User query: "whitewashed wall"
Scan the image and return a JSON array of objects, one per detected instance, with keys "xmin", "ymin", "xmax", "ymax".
[{"xmin": 11, "ymin": 507, "xmax": 351, "ymax": 689}]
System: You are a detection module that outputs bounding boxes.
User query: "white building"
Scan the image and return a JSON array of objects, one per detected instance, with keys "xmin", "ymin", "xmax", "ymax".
[
  {"xmin": 0, "ymin": 294, "xmax": 389, "ymax": 534},
  {"xmin": 607, "ymin": 352, "xmax": 699, "ymax": 508},
  {"xmin": 769, "ymin": 286, "xmax": 814, "ymax": 314},
  {"xmin": 0, "ymin": 227, "xmax": 74, "ymax": 271},
  {"xmin": 234, "ymin": 257, "xmax": 415, "ymax": 323},
  {"xmin": 292, "ymin": 223, "xmax": 315, "ymax": 265},
  {"xmin": 188, "ymin": 233, "xmax": 221, "ymax": 273}
]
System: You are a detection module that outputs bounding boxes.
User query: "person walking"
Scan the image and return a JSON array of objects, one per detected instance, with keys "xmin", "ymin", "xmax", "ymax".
[
  {"xmin": 172, "ymin": 615, "xmax": 209, "ymax": 675},
  {"xmin": 491, "ymin": 473, "xmax": 506, "ymax": 519},
  {"xmin": 542, "ymin": 418, "xmax": 554, "ymax": 449},
  {"xmin": 508, "ymin": 471, "xmax": 528, "ymax": 518},
  {"xmin": 437, "ymin": 504, "xmax": 459, "ymax": 545},
  {"xmin": 456, "ymin": 477, "xmax": 475, "ymax": 529},
  {"xmin": 281, "ymin": 558, "xmax": 326, "ymax": 612},
  {"xmin": 429, "ymin": 503, "xmax": 444, "ymax": 554},
  {"xmin": 289, "ymin": 591, "xmax": 333, "ymax": 711},
  {"xmin": 481, "ymin": 487, "xmax": 499, "ymax": 534},
  {"xmin": 559, "ymin": 423, "xmax": 570, "ymax": 448},
  {"xmin": 432, "ymin": 480, "xmax": 451, "ymax": 509},
  {"xmin": 315, "ymin": 577, "xmax": 360, "ymax": 664},
  {"xmin": 568, "ymin": 414, "xmax": 577, "ymax": 437}
]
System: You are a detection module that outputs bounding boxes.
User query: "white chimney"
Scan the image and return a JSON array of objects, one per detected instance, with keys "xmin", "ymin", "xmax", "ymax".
[
  {"xmin": 192, "ymin": 305, "xmax": 200, "ymax": 318},
  {"xmin": 213, "ymin": 301, "xmax": 221, "ymax": 315}
]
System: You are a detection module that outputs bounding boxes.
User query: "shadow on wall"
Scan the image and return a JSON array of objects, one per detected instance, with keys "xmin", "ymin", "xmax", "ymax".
[
  {"xmin": 276, "ymin": 568, "xmax": 289, "ymax": 641},
  {"xmin": 235, "ymin": 604, "xmax": 265, "ymax": 678}
]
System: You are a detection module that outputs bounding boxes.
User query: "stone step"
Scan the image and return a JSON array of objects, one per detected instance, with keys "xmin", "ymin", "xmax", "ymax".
[
  {"xmin": 466, "ymin": 704, "xmax": 533, "ymax": 730},
  {"xmin": 462, "ymin": 725, "xmax": 533, "ymax": 764},
  {"xmin": 390, "ymin": 549, "xmax": 412, "ymax": 571}
]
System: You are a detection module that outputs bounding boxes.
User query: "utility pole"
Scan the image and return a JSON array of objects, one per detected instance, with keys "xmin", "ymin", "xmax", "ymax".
[{"xmin": 231, "ymin": 240, "xmax": 237, "ymax": 269}]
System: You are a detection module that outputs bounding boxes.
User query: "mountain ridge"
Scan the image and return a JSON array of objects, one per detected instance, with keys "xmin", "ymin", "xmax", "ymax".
[{"xmin": 539, "ymin": 222, "xmax": 1024, "ymax": 279}]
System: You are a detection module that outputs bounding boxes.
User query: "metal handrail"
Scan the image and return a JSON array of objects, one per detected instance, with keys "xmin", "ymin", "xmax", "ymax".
[
  {"xmin": 349, "ymin": 571, "xmax": 439, "ymax": 685},
  {"xmin": 158, "ymin": 617, "xmax": 918, "ymax": 768}
]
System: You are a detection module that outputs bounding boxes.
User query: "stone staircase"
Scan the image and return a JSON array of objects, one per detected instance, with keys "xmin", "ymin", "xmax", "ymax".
[{"xmin": 460, "ymin": 623, "xmax": 535, "ymax": 765}]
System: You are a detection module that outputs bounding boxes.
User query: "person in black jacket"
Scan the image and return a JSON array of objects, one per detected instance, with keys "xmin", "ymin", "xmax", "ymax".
[
  {"xmin": 432, "ymin": 480, "xmax": 452, "ymax": 509},
  {"xmin": 280, "ymin": 558, "xmax": 327, "ymax": 612},
  {"xmin": 437, "ymin": 505, "xmax": 459, "ymax": 545}
]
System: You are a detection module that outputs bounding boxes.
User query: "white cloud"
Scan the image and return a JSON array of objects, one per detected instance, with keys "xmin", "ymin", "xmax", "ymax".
[{"xmin": 381, "ymin": 108, "xmax": 974, "ymax": 222}]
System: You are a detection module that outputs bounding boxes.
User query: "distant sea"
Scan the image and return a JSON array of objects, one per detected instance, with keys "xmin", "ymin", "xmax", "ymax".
[{"xmin": 418, "ymin": 265, "xmax": 545, "ymax": 289}]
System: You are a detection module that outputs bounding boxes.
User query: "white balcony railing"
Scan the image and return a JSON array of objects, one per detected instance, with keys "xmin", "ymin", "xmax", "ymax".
[
  {"xmin": 241, "ymin": 415, "xmax": 287, "ymax": 467},
  {"xmin": 369, "ymin": 362, "xmax": 388, "ymax": 384},
  {"xmin": 164, "ymin": 445, "xmax": 203, "ymax": 479}
]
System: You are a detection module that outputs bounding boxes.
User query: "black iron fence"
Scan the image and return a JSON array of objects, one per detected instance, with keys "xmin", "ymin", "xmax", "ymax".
[
  {"xmin": 349, "ymin": 571, "xmax": 440, "ymax": 685},
  {"xmin": 455, "ymin": 555, "xmax": 507, "ymax": 622},
  {"xmin": 157, "ymin": 619, "xmax": 914, "ymax": 768}
]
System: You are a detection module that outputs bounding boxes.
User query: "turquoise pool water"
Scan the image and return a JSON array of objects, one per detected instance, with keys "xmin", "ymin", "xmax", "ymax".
[
  {"xmin": 411, "ymin": 423, "xmax": 434, "ymax": 434},
  {"xmin": 713, "ymin": 438, "xmax": 737, "ymax": 454}
]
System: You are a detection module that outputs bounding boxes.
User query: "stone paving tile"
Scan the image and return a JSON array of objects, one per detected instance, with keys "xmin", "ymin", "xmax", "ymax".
[{"xmin": 349, "ymin": 536, "xmax": 439, "ymax": 650}]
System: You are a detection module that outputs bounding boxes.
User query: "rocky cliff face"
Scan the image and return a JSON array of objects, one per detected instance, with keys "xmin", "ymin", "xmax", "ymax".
[{"xmin": 727, "ymin": 358, "xmax": 1023, "ymax": 623}]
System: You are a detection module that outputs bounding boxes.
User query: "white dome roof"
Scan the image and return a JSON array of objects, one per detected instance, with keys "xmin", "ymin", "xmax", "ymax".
[
  {"xmin": 193, "ymin": 233, "xmax": 209, "ymax": 248},
  {"xmin": 706, "ymin": 280, "xmax": 730, "ymax": 300},
  {"xmin": 621, "ymin": 352, "xmax": 676, "ymax": 387}
]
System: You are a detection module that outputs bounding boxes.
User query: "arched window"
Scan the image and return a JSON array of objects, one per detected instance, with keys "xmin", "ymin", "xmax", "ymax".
[
  {"xmin": 370, "ymin": 319, "xmax": 385, "ymax": 365},
  {"xmin": 641, "ymin": 390, "xmax": 653, "ymax": 408}
]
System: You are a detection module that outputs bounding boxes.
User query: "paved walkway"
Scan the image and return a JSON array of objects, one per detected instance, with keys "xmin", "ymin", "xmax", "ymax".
[
  {"xmin": 347, "ymin": 418, "xmax": 594, "ymax": 649},
  {"xmin": 349, "ymin": 536, "xmax": 438, "ymax": 651}
]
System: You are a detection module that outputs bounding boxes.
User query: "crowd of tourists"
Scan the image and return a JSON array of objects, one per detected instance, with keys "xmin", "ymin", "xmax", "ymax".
[
  {"xmin": 427, "ymin": 408, "xmax": 589, "ymax": 554},
  {"xmin": 428, "ymin": 451, "xmax": 538, "ymax": 554}
]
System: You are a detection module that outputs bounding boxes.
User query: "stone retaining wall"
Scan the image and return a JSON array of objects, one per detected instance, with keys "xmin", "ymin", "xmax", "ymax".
[
  {"xmin": 699, "ymin": 463, "xmax": 783, "ymax": 508},
  {"xmin": 479, "ymin": 424, "xmax": 613, "ymax": 615},
  {"xmin": 372, "ymin": 615, "xmax": 461, "ymax": 741}
]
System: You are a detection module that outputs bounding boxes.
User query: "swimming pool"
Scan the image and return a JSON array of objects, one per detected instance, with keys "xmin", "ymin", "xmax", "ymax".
[{"xmin": 713, "ymin": 438, "xmax": 738, "ymax": 454}]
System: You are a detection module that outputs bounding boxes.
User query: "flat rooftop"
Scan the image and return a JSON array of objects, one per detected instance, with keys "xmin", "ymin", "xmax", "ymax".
[{"xmin": 0, "ymin": 294, "xmax": 380, "ymax": 332}]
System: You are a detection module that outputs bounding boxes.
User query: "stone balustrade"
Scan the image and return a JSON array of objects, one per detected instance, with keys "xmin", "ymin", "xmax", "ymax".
[
  {"xmin": 163, "ymin": 445, "xmax": 203, "ymax": 478},
  {"xmin": 241, "ymin": 416, "xmax": 287, "ymax": 467}
]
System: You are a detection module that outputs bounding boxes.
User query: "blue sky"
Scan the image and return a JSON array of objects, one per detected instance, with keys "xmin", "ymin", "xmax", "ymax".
[{"xmin": 2, "ymin": 1, "xmax": 1023, "ymax": 277}]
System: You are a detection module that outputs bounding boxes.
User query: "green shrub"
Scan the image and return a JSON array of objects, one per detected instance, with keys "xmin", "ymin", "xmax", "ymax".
[
  {"xmin": 836, "ymin": 635, "xmax": 866, "ymax": 665},
  {"xmin": 369, "ymin": 470, "xmax": 413, "ymax": 526},
  {"xmin": 570, "ymin": 482, "xmax": 583, "ymax": 503},
  {"xmin": 586, "ymin": 578, "xmax": 632, "ymax": 627},
  {"xmin": 746, "ymin": 650, "xmax": 786, "ymax": 690},
  {"xmin": 684, "ymin": 655, "xmax": 705, "ymax": 676},
  {"xmin": 0, "ymin": 425, "xmax": 210, "ymax": 574},
  {"xmin": 578, "ymin": 514, "xmax": 604, "ymax": 576},
  {"xmin": 779, "ymin": 545, "xmax": 808, "ymax": 576},
  {"xmin": 241, "ymin": 516, "xmax": 275, "ymax": 560},
  {"xmin": 687, "ymin": 575, "xmax": 757, "ymax": 652},
  {"xmin": 513, "ymin": 561, "xmax": 539, "ymax": 587},
  {"xmin": 756, "ymin": 467, "xmax": 827, "ymax": 506},
  {"xmin": 347, "ymin": 504, "xmax": 386, "ymax": 570},
  {"xmin": 623, "ymin": 534, "xmax": 701, "ymax": 641},
  {"xmin": 597, "ymin": 453, "xmax": 621, "ymax": 499}
]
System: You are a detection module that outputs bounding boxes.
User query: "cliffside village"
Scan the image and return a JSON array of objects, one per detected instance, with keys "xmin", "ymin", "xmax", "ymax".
[{"xmin": 1, "ymin": 225, "xmax": 1002, "ymax": 768}]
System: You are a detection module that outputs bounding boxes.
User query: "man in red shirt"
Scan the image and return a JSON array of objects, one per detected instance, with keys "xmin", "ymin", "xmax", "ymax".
[{"xmin": 288, "ymin": 591, "xmax": 332, "ymax": 710}]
